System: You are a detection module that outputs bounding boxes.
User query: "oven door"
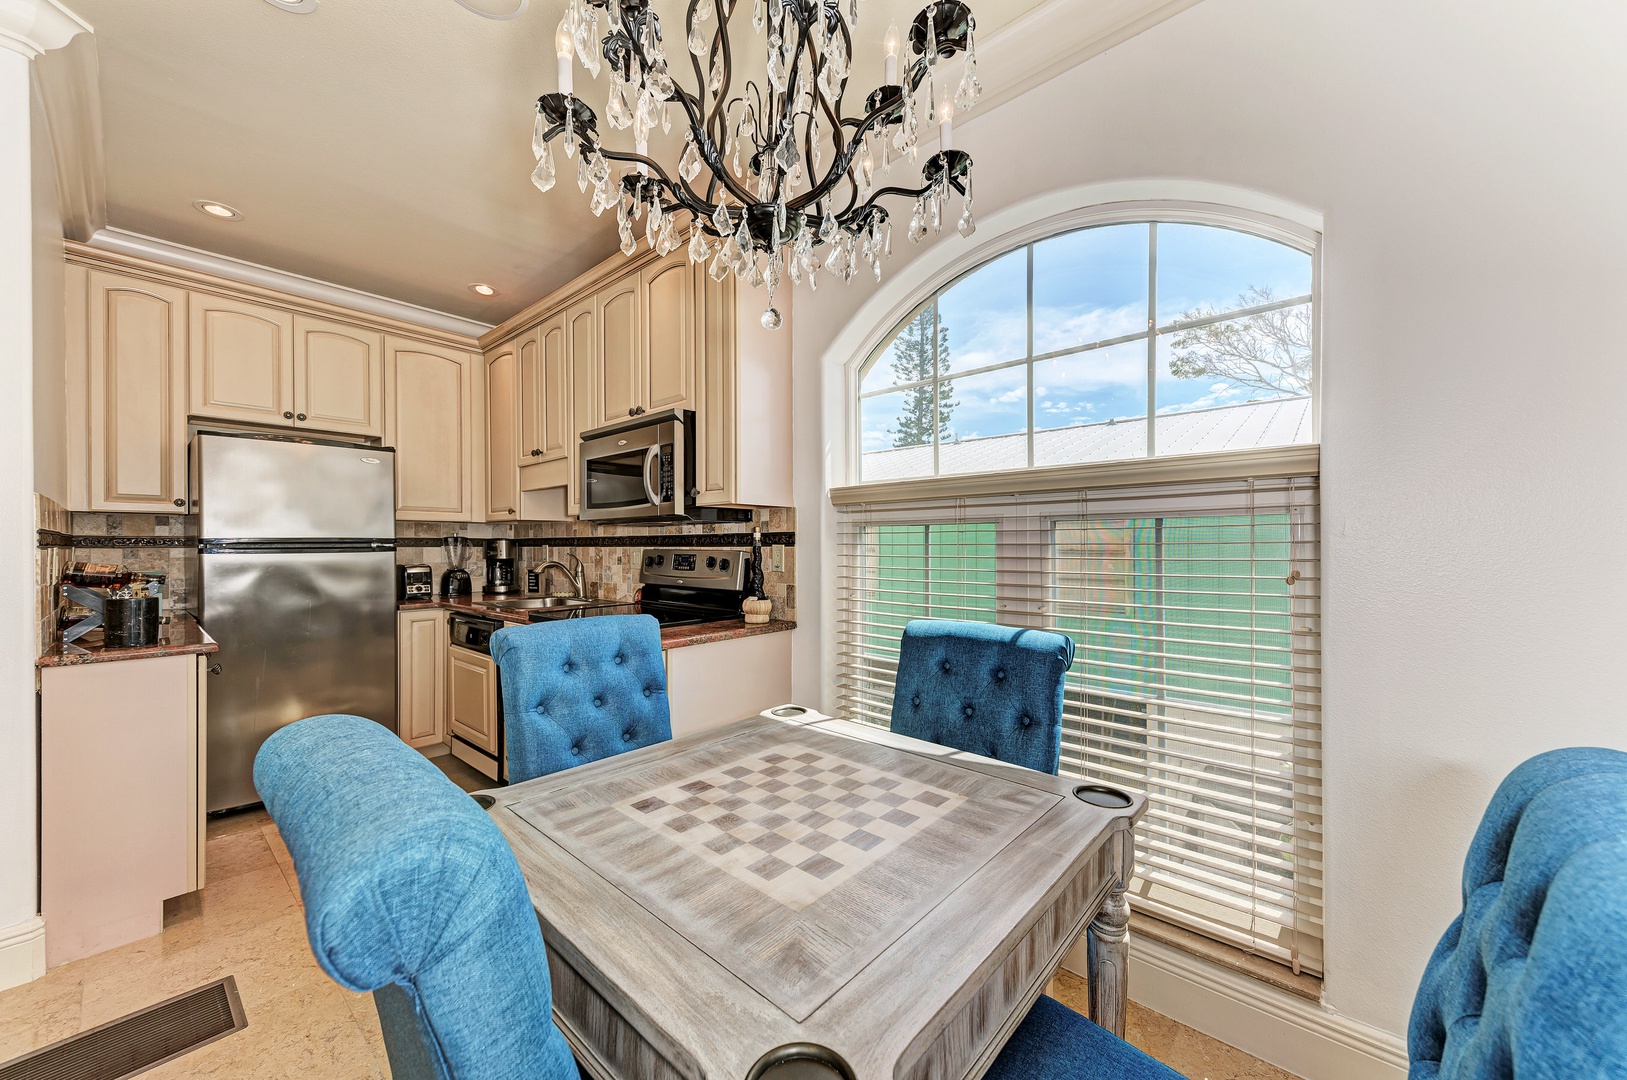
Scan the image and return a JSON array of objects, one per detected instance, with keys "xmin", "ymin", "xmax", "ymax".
[{"xmin": 580, "ymin": 417, "xmax": 683, "ymax": 521}]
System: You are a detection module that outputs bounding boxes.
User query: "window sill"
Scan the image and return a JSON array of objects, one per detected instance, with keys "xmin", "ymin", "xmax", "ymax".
[
  {"xmin": 829, "ymin": 444, "xmax": 1320, "ymax": 506},
  {"xmin": 1130, "ymin": 912, "xmax": 1323, "ymax": 1002}
]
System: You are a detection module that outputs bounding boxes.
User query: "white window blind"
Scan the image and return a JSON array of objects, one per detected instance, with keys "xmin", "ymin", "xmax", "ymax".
[{"xmin": 834, "ymin": 475, "xmax": 1323, "ymax": 974}]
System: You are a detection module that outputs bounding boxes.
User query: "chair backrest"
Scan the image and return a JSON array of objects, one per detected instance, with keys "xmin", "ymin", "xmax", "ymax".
[
  {"xmin": 1409, "ymin": 746, "xmax": 1627, "ymax": 1079},
  {"xmin": 253, "ymin": 714, "xmax": 577, "ymax": 1080},
  {"xmin": 490, "ymin": 614, "xmax": 671, "ymax": 783},
  {"xmin": 889, "ymin": 619, "xmax": 1076, "ymax": 775}
]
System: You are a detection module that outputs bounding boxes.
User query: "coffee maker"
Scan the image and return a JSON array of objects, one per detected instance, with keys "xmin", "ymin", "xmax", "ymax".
[
  {"xmin": 483, "ymin": 538, "xmax": 519, "ymax": 597},
  {"xmin": 440, "ymin": 536, "xmax": 473, "ymax": 598}
]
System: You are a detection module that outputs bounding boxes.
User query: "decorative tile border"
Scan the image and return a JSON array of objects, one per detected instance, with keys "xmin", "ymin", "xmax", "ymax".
[
  {"xmin": 394, "ymin": 532, "xmax": 796, "ymax": 549},
  {"xmin": 52, "ymin": 534, "xmax": 192, "ymax": 549}
]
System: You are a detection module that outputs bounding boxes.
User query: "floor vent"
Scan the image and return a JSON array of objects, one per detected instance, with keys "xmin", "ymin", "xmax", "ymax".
[{"xmin": 0, "ymin": 976, "xmax": 246, "ymax": 1080}]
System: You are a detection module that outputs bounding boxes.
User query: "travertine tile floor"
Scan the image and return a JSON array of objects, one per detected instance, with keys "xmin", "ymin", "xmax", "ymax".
[{"xmin": 0, "ymin": 756, "xmax": 1297, "ymax": 1079}]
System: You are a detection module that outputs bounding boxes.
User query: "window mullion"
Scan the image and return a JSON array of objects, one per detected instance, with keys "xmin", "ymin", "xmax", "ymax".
[
  {"xmin": 1147, "ymin": 222, "xmax": 1159, "ymax": 458},
  {"xmin": 1026, "ymin": 244, "xmax": 1035, "ymax": 470}
]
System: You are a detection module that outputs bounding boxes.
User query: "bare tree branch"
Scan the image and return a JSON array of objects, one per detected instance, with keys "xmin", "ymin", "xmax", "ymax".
[{"xmin": 1168, "ymin": 286, "xmax": 1311, "ymax": 397}]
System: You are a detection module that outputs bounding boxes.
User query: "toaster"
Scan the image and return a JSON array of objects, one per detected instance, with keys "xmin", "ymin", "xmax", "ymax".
[{"xmin": 398, "ymin": 564, "xmax": 434, "ymax": 601}]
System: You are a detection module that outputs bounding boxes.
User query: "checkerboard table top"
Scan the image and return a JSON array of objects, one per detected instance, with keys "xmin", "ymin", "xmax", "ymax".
[{"xmin": 507, "ymin": 720, "xmax": 1060, "ymax": 1021}]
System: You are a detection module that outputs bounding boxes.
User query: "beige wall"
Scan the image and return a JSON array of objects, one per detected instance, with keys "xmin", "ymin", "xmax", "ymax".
[{"xmin": 29, "ymin": 71, "xmax": 64, "ymax": 507}]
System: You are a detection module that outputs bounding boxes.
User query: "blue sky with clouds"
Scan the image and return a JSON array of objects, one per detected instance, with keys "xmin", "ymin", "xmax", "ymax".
[{"xmin": 861, "ymin": 222, "xmax": 1312, "ymax": 452}]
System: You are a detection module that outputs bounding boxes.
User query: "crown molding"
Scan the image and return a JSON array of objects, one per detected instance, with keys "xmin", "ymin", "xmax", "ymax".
[
  {"xmin": 941, "ymin": 0, "xmax": 1204, "ymax": 122},
  {"xmin": 0, "ymin": 0, "xmax": 89, "ymax": 59},
  {"xmin": 84, "ymin": 228, "xmax": 494, "ymax": 340},
  {"xmin": 32, "ymin": 31, "xmax": 102, "ymax": 240}
]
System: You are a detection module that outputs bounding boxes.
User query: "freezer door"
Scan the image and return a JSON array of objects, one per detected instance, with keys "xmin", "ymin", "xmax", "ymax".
[
  {"xmin": 202, "ymin": 549, "xmax": 397, "ymax": 812},
  {"xmin": 194, "ymin": 433, "xmax": 395, "ymax": 540}
]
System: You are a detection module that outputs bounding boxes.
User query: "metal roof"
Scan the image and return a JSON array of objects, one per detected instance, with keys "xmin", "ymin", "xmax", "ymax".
[{"xmin": 860, "ymin": 396, "xmax": 1313, "ymax": 481}]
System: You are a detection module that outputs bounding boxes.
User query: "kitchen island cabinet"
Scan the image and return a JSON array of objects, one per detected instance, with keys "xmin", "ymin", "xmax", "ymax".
[{"xmin": 38, "ymin": 621, "xmax": 215, "ymax": 968}]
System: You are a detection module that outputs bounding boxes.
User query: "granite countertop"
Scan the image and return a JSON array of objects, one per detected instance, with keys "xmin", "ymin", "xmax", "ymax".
[
  {"xmin": 39, "ymin": 612, "xmax": 219, "ymax": 668},
  {"xmin": 397, "ymin": 597, "xmax": 795, "ymax": 649}
]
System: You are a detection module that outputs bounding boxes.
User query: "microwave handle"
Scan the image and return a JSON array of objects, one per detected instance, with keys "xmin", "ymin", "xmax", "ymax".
[{"xmin": 643, "ymin": 445, "xmax": 661, "ymax": 506}]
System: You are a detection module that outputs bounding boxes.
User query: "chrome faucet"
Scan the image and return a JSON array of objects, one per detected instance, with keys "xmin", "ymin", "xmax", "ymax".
[{"xmin": 533, "ymin": 551, "xmax": 586, "ymax": 599}]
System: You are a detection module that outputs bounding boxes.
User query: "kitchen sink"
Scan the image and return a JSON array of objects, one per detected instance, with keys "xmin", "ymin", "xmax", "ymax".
[{"xmin": 483, "ymin": 596, "xmax": 609, "ymax": 611}]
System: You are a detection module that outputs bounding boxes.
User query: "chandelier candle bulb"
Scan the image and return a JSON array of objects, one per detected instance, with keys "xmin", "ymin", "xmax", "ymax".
[
  {"xmin": 884, "ymin": 23, "xmax": 901, "ymax": 84},
  {"xmin": 555, "ymin": 23, "xmax": 574, "ymax": 96},
  {"xmin": 939, "ymin": 102, "xmax": 953, "ymax": 151}
]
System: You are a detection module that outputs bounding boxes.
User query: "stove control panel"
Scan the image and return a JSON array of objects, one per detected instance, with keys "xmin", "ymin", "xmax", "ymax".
[{"xmin": 640, "ymin": 547, "xmax": 749, "ymax": 591}]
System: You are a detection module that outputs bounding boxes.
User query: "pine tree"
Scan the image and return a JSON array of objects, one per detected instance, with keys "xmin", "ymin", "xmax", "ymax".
[{"xmin": 887, "ymin": 309, "xmax": 958, "ymax": 447}]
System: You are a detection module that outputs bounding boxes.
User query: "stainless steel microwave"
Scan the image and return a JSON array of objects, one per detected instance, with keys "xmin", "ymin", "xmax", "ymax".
[{"xmin": 580, "ymin": 409, "xmax": 754, "ymax": 523}]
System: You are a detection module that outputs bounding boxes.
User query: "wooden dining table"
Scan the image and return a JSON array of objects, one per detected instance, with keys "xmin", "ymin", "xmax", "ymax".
[{"xmin": 487, "ymin": 705, "xmax": 1146, "ymax": 1080}]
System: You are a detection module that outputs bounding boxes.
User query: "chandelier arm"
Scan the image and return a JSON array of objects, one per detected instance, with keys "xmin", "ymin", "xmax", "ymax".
[
  {"xmin": 597, "ymin": 148, "xmax": 711, "ymax": 217},
  {"xmin": 788, "ymin": 95, "xmax": 896, "ymax": 211},
  {"xmin": 840, "ymin": 171, "xmax": 963, "ymax": 229}
]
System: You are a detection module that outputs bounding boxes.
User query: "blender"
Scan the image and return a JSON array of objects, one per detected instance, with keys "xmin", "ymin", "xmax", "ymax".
[{"xmin": 440, "ymin": 536, "xmax": 472, "ymax": 598}]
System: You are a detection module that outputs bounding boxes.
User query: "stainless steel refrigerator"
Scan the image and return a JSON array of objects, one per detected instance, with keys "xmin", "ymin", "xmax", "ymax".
[{"xmin": 194, "ymin": 433, "xmax": 398, "ymax": 812}]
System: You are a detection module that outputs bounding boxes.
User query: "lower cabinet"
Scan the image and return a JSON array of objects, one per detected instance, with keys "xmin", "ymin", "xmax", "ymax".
[
  {"xmin": 448, "ymin": 643, "xmax": 500, "ymax": 756},
  {"xmin": 40, "ymin": 654, "xmax": 208, "ymax": 968},
  {"xmin": 396, "ymin": 609, "xmax": 447, "ymax": 749},
  {"xmin": 664, "ymin": 633, "xmax": 793, "ymax": 739}
]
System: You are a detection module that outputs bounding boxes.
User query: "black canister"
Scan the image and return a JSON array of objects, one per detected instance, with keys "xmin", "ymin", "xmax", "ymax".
[{"xmin": 104, "ymin": 595, "xmax": 161, "ymax": 648}]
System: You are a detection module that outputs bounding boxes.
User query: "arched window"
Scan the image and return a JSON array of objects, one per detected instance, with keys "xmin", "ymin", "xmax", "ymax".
[{"xmin": 856, "ymin": 219, "xmax": 1315, "ymax": 481}]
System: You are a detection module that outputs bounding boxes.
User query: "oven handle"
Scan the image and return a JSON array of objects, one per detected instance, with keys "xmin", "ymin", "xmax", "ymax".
[{"xmin": 642, "ymin": 445, "xmax": 661, "ymax": 507}]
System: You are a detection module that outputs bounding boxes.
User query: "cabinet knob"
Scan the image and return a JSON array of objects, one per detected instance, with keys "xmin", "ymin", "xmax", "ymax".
[
  {"xmin": 531, "ymin": 449, "xmax": 542, "ymax": 457},
  {"xmin": 296, "ymin": 413, "xmax": 307, "ymax": 421},
  {"xmin": 283, "ymin": 411, "xmax": 294, "ymax": 419},
  {"xmin": 627, "ymin": 408, "xmax": 636, "ymax": 417},
  {"xmin": 173, "ymin": 498, "xmax": 185, "ymax": 507},
  {"xmin": 209, "ymin": 664, "xmax": 223, "ymax": 675}
]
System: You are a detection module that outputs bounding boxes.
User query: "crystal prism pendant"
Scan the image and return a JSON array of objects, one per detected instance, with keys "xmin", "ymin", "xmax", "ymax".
[
  {"xmin": 958, "ymin": 176, "xmax": 977, "ymax": 237},
  {"xmin": 712, "ymin": 202, "xmax": 732, "ymax": 238},
  {"xmin": 607, "ymin": 81, "xmax": 632, "ymax": 129},
  {"xmin": 708, "ymin": 51, "xmax": 726, "ymax": 93},
  {"xmin": 679, "ymin": 136, "xmax": 703, "ymax": 183},
  {"xmin": 761, "ymin": 306, "xmax": 782, "ymax": 330},
  {"xmin": 709, "ymin": 250, "xmax": 731, "ymax": 282},
  {"xmin": 530, "ymin": 142, "xmax": 556, "ymax": 192},
  {"xmin": 577, "ymin": 153, "xmax": 590, "ymax": 193},
  {"xmin": 619, "ymin": 217, "xmax": 638, "ymax": 257},
  {"xmin": 532, "ymin": 111, "xmax": 548, "ymax": 159},
  {"xmin": 696, "ymin": 0, "xmax": 714, "ymax": 22},
  {"xmin": 753, "ymin": 0, "xmax": 764, "ymax": 31},
  {"xmin": 563, "ymin": 117, "xmax": 578, "ymax": 160},
  {"xmin": 818, "ymin": 205, "xmax": 837, "ymax": 244},
  {"xmin": 688, "ymin": 227, "xmax": 711, "ymax": 264}
]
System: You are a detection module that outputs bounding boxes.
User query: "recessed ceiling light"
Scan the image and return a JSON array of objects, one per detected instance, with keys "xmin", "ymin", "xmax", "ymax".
[
  {"xmin": 454, "ymin": 0, "xmax": 528, "ymax": 18},
  {"xmin": 261, "ymin": 0, "xmax": 319, "ymax": 12},
  {"xmin": 469, "ymin": 283, "xmax": 498, "ymax": 297},
  {"xmin": 192, "ymin": 200, "xmax": 243, "ymax": 221}
]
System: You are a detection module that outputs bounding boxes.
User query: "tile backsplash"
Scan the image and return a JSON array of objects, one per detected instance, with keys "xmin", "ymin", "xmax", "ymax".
[{"xmin": 35, "ymin": 505, "xmax": 796, "ymax": 654}]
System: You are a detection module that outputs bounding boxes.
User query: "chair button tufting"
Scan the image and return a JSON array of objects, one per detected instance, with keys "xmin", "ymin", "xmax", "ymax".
[
  {"xmin": 994, "ymin": 668, "xmax": 1006, "ymax": 681},
  {"xmin": 570, "ymin": 743, "xmax": 582, "ymax": 756},
  {"xmin": 941, "ymin": 660, "xmax": 952, "ymax": 673},
  {"xmin": 911, "ymin": 694, "xmax": 921, "ymax": 707},
  {"xmin": 1019, "ymin": 715, "xmax": 1032, "ymax": 728},
  {"xmin": 622, "ymin": 730, "xmax": 634, "ymax": 742},
  {"xmin": 614, "ymin": 654, "xmax": 625, "ymax": 665},
  {"xmin": 643, "ymin": 688, "xmax": 652, "ymax": 698},
  {"xmin": 562, "ymin": 662, "xmax": 572, "ymax": 673},
  {"xmin": 535, "ymin": 706, "xmax": 546, "ymax": 716},
  {"xmin": 963, "ymin": 704, "xmax": 975, "ymax": 718},
  {"xmin": 592, "ymin": 696, "xmax": 603, "ymax": 707}
]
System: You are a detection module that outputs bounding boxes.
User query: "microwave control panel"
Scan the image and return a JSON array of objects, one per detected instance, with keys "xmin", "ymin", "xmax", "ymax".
[{"xmin": 658, "ymin": 445, "xmax": 675, "ymax": 501}]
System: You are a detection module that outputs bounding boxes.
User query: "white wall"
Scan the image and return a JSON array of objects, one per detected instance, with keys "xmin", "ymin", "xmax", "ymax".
[
  {"xmin": 789, "ymin": 0, "xmax": 1627, "ymax": 1045},
  {"xmin": 31, "ymin": 69, "xmax": 65, "ymax": 506}
]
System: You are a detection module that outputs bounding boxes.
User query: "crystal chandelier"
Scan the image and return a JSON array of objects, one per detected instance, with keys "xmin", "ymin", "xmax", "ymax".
[{"xmin": 529, "ymin": 0, "xmax": 981, "ymax": 329}]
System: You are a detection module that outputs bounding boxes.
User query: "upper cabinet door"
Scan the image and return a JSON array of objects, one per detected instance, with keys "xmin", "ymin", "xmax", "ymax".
[
  {"xmin": 387, "ymin": 338, "xmax": 474, "ymax": 521},
  {"xmin": 86, "ymin": 271, "xmax": 189, "ymax": 512},
  {"xmin": 642, "ymin": 253, "xmax": 695, "ymax": 413},
  {"xmin": 293, "ymin": 317, "xmax": 383, "ymax": 437},
  {"xmin": 516, "ymin": 328, "xmax": 543, "ymax": 467},
  {"xmin": 595, "ymin": 279, "xmax": 642, "ymax": 427},
  {"xmin": 485, "ymin": 345, "xmax": 519, "ymax": 519},
  {"xmin": 566, "ymin": 300, "xmax": 596, "ymax": 517},
  {"xmin": 536, "ymin": 317, "xmax": 571, "ymax": 464},
  {"xmin": 189, "ymin": 295, "xmax": 295, "ymax": 425}
]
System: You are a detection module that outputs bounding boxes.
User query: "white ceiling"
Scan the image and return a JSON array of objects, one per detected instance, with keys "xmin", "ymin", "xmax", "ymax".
[{"xmin": 68, "ymin": 0, "xmax": 1046, "ymax": 323}]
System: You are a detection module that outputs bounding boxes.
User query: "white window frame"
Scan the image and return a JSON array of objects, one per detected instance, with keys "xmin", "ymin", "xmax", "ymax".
[{"xmin": 843, "ymin": 199, "xmax": 1323, "ymax": 493}]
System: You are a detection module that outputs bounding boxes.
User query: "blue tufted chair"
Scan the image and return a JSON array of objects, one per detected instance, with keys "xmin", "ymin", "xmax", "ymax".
[
  {"xmin": 889, "ymin": 619, "xmax": 1076, "ymax": 775},
  {"xmin": 1408, "ymin": 746, "xmax": 1627, "ymax": 1078},
  {"xmin": 253, "ymin": 714, "xmax": 578, "ymax": 1080},
  {"xmin": 490, "ymin": 614, "xmax": 672, "ymax": 783}
]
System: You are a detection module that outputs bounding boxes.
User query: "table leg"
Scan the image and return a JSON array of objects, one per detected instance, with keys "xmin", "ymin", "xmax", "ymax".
[{"xmin": 1087, "ymin": 883, "xmax": 1130, "ymax": 1039}]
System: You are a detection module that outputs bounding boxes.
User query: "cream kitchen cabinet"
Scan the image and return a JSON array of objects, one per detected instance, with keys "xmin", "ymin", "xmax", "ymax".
[
  {"xmin": 293, "ymin": 316, "xmax": 384, "ymax": 437},
  {"xmin": 484, "ymin": 341, "xmax": 520, "ymax": 520},
  {"xmin": 397, "ymin": 609, "xmax": 447, "ymax": 749},
  {"xmin": 565, "ymin": 298, "xmax": 596, "ymax": 516},
  {"xmin": 448, "ymin": 644, "xmax": 499, "ymax": 756},
  {"xmin": 642, "ymin": 252, "xmax": 695, "ymax": 413},
  {"xmin": 75, "ymin": 269, "xmax": 191, "ymax": 513},
  {"xmin": 694, "ymin": 271, "xmax": 793, "ymax": 507},
  {"xmin": 387, "ymin": 337, "xmax": 481, "ymax": 521},
  {"xmin": 594, "ymin": 276, "xmax": 642, "ymax": 427},
  {"xmin": 189, "ymin": 294, "xmax": 295, "ymax": 426},
  {"xmin": 519, "ymin": 316, "xmax": 571, "ymax": 467}
]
